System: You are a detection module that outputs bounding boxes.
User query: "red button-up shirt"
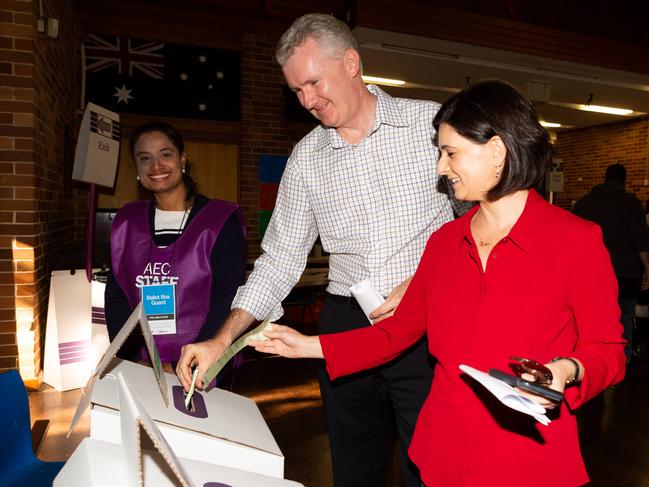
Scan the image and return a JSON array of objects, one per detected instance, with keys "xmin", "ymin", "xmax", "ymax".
[{"xmin": 320, "ymin": 190, "xmax": 625, "ymax": 487}]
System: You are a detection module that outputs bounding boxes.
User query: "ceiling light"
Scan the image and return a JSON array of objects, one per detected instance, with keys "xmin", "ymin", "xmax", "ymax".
[
  {"xmin": 540, "ymin": 121, "xmax": 562, "ymax": 128},
  {"xmin": 580, "ymin": 104, "xmax": 633, "ymax": 116},
  {"xmin": 362, "ymin": 75, "xmax": 406, "ymax": 86}
]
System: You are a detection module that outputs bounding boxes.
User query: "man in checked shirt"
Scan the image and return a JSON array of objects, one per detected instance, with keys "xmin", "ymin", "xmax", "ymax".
[{"xmin": 178, "ymin": 13, "xmax": 465, "ymax": 487}]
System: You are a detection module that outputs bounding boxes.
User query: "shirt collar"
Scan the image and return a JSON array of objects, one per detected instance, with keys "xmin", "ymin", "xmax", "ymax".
[
  {"xmin": 315, "ymin": 84, "xmax": 409, "ymax": 151},
  {"xmin": 461, "ymin": 189, "xmax": 547, "ymax": 252}
]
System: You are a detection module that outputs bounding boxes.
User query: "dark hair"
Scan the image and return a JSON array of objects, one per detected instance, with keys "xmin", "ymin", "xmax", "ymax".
[
  {"xmin": 604, "ymin": 163, "xmax": 626, "ymax": 184},
  {"xmin": 433, "ymin": 80, "xmax": 553, "ymax": 201},
  {"xmin": 129, "ymin": 121, "xmax": 197, "ymax": 204}
]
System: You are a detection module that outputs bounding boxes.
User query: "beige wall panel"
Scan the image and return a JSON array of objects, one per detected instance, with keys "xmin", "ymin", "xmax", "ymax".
[{"xmin": 185, "ymin": 142, "xmax": 239, "ymax": 203}]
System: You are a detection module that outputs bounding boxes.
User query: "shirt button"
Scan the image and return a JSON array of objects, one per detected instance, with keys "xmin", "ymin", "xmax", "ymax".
[
  {"xmin": 492, "ymin": 252, "xmax": 498, "ymax": 259},
  {"xmin": 501, "ymin": 237, "xmax": 508, "ymax": 243}
]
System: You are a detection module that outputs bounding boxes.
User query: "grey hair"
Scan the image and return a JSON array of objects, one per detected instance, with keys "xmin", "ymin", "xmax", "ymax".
[{"xmin": 275, "ymin": 13, "xmax": 359, "ymax": 66}]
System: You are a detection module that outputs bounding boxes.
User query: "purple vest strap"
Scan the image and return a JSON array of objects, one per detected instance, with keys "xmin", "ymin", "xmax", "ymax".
[{"xmin": 110, "ymin": 198, "xmax": 243, "ymax": 363}]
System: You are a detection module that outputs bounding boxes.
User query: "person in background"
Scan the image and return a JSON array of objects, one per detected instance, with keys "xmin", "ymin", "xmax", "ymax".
[
  {"xmin": 249, "ymin": 80, "xmax": 625, "ymax": 486},
  {"xmin": 573, "ymin": 163, "xmax": 649, "ymax": 363},
  {"xmin": 177, "ymin": 13, "xmax": 467, "ymax": 487},
  {"xmin": 105, "ymin": 121, "xmax": 245, "ymax": 386}
]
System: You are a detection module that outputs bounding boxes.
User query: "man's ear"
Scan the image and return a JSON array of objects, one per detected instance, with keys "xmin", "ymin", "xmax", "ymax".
[{"xmin": 343, "ymin": 48, "xmax": 361, "ymax": 78}]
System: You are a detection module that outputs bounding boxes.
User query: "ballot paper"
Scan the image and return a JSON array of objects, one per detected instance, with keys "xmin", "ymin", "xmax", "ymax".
[
  {"xmin": 184, "ymin": 368, "xmax": 199, "ymax": 410},
  {"xmin": 459, "ymin": 364, "xmax": 551, "ymax": 426},
  {"xmin": 200, "ymin": 319, "xmax": 274, "ymax": 390}
]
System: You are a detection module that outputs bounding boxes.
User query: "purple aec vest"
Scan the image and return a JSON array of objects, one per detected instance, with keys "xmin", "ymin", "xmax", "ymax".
[{"xmin": 110, "ymin": 198, "xmax": 244, "ymax": 363}]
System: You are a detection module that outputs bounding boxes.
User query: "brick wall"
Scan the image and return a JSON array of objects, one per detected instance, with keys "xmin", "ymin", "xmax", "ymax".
[
  {"xmin": 0, "ymin": 0, "xmax": 78, "ymax": 379},
  {"xmin": 240, "ymin": 32, "xmax": 313, "ymax": 257},
  {"xmin": 554, "ymin": 117, "xmax": 649, "ymax": 210}
]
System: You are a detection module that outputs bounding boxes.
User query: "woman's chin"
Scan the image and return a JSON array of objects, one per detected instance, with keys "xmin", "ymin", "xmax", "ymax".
[{"xmin": 452, "ymin": 188, "xmax": 468, "ymax": 201}]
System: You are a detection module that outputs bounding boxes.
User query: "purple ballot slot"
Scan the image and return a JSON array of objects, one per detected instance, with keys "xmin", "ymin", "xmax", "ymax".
[
  {"xmin": 172, "ymin": 385, "xmax": 208, "ymax": 418},
  {"xmin": 204, "ymin": 484, "xmax": 233, "ymax": 487}
]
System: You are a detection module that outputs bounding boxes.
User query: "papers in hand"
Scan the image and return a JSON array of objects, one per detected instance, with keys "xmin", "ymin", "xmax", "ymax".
[{"xmin": 459, "ymin": 364, "xmax": 551, "ymax": 426}]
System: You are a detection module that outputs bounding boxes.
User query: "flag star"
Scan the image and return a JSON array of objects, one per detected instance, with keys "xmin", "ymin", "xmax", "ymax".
[
  {"xmin": 198, "ymin": 54, "xmax": 207, "ymax": 63},
  {"xmin": 208, "ymin": 84, "xmax": 213, "ymax": 90},
  {"xmin": 113, "ymin": 84, "xmax": 133, "ymax": 105},
  {"xmin": 216, "ymin": 71, "xmax": 224, "ymax": 80},
  {"xmin": 198, "ymin": 102, "xmax": 207, "ymax": 112},
  {"xmin": 180, "ymin": 72, "xmax": 189, "ymax": 81}
]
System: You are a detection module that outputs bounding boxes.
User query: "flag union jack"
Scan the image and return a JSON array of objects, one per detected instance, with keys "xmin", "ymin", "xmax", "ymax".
[{"xmin": 84, "ymin": 34, "xmax": 164, "ymax": 79}]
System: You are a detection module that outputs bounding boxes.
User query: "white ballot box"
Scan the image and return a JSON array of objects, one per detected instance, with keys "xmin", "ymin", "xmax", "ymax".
[
  {"xmin": 89, "ymin": 360, "xmax": 285, "ymax": 478},
  {"xmin": 55, "ymin": 439, "xmax": 303, "ymax": 487}
]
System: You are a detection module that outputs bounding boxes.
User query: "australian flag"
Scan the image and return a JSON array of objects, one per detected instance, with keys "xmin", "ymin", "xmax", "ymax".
[{"xmin": 83, "ymin": 35, "xmax": 240, "ymax": 121}]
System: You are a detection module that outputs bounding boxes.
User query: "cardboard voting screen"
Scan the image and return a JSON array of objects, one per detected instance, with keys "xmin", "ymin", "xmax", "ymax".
[
  {"xmin": 118, "ymin": 372, "xmax": 192, "ymax": 487},
  {"xmin": 73, "ymin": 102, "xmax": 120, "ymax": 187},
  {"xmin": 43, "ymin": 270, "xmax": 94, "ymax": 391},
  {"xmin": 68, "ymin": 302, "xmax": 168, "ymax": 436}
]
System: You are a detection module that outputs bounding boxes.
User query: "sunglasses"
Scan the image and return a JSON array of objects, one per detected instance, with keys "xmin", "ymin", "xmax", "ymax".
[{"xmin": 509, "ymin": 356, "xmax": 553, "ymax": 385}]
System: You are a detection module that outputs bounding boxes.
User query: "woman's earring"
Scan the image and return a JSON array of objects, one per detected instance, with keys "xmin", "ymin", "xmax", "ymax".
[
  {"xmin": 181, "ymin": 167, "xmax": 186, "ymax": 174},
  {"xmin": 136, "ymin": 176, "xmax": 140, "ymax": 181}
]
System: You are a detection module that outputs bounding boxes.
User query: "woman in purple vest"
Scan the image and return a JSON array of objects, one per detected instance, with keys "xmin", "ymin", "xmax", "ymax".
[{"xmin": 105, "ymin": 121, "xmax": 246, "ymax": 385}]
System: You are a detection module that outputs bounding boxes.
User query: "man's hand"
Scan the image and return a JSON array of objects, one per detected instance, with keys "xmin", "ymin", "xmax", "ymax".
[
  {"xmin": 176, "ymin": 308, "xmax": 256, "ymax": 391},
  {"xmin": 176, "ymin": 338, "xmax": 227, "ymax": 391},
  {"xmin": 368, "ymin": 276, "xmax": 412, "ymax": 323}
]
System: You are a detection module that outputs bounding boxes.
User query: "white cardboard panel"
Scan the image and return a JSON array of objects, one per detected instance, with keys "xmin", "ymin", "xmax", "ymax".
[
  {"xmin": 43, "ymin": 270, "xmax": 94, "ymax": 391},
  {"xmin": 55, "ymin": 438, "xmax": 303, "ymax": 487}
]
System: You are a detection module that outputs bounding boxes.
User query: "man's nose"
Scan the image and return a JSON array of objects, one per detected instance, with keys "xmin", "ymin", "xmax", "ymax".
[{"xmin": 301, "ymin": 87, "xmax": 316, "ymax": 110}]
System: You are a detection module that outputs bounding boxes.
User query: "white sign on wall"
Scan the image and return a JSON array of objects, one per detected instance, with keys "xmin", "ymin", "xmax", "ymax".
[{"xmin": 73, "ymin": 102, "xmax": 120, "ymax": 188}]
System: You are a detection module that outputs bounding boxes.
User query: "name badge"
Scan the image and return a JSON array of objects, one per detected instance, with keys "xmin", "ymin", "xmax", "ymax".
[{"xmin": 141, "ymin": 283, "xmax": 177, "ymax": 335}]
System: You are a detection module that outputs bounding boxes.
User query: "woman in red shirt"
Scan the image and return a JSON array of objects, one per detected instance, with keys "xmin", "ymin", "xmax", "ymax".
[{"xmin": 250, "ymin": 80, "xmax": 625, "ymax": 486}]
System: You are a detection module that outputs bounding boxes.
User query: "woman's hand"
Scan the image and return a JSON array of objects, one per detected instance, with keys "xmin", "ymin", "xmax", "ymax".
[
  {"xmin": 516, "ymin": 359, "xmax": 580, "ymax": 410},
  {"xmin": 247, "ymin": 324, "xmax": 324, "ymax": 359}
]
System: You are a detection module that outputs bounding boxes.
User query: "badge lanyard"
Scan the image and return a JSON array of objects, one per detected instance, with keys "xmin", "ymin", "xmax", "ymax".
[{"xmin": 141, "ymin": 205, "xmax": 190, "ymax": 335}]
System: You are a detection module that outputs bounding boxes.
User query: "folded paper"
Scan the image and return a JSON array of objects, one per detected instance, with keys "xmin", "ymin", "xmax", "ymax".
[
  {"xmin": 459, "ymin": 364, "xmax": 550, "ymax": 425},
  {"xmin": 350, "ymin": 278, "xmax": 385, "ymax": 324}
]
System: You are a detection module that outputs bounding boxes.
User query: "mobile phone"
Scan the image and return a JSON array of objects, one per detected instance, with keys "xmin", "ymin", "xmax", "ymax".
[{"xmin": 488, "ymin": 368, "xmax": 564, "ymax": 403}]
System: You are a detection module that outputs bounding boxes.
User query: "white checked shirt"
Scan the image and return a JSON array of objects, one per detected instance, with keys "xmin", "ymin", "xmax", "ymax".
[{"xmin": 233, "ymin": 85, "xmax": 464, "ymax": 320}]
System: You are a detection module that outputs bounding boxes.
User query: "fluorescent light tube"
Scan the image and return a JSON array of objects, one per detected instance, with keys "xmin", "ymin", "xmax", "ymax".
[
  {"xmin": 362, "ymin": 75, "xmax": 406, "ymax": 86},
  {"xmin": 580, "ymin": 104, "xmax": 633, "ymax": 116}
]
